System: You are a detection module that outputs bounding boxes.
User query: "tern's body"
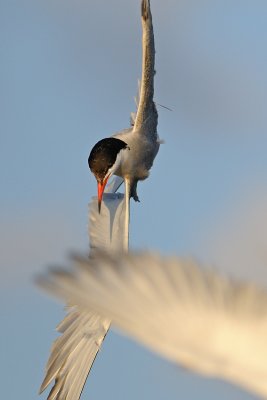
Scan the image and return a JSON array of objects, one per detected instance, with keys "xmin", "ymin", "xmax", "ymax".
[{"xmin": 113, "ymin": 125, "xmax": 159, "ymax": 199}]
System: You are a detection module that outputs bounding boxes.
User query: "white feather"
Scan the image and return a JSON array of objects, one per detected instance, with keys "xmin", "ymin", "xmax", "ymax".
[
  {"xmin": 39, "ymin": 183, "xmax": 126, "ymax": 399},
  {"xmin": 39, "ymin": 310, "xmax": 110, "ymax": 400},
  {"xmin": 40, "ymin": 252, "xmax": 267, "ymax": 399},
  {"xmin": 89, "ymin": 193, "xmax": 126, "ymax": 254}
]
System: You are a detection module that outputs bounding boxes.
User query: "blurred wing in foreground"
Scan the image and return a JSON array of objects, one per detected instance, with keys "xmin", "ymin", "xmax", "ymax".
[
  {"xmin": 39, "ymin": 189, "xmax": 126, "ymax": 399},
  {"xmin": 39, "ymin": 252, "xmax": 267, "ymax": 399}
]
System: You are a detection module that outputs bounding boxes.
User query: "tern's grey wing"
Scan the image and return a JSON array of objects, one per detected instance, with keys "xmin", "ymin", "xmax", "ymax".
[
  {"xmin": 133, "ymin": 0, "xmax": 158, "ymax": 136},
  {"xmin": 39, "ymin": 252, "xmax": 267, "ymax": 399},
  {"xmin": 39, "ymin": 187, "xmax": 126, "ymax": 399}
]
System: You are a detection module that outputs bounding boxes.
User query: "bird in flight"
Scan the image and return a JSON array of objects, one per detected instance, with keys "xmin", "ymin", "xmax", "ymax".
[
  {"xmin": 88, "ymin": 0, "xmax": 160, "ymax": 249},
  {"xmin": 39, "ymin": 251, "xmax": 267, "ymax": 400},
  {"xmin": 39, "ymin": 1, "xmax": 159, "ymax": 399}
]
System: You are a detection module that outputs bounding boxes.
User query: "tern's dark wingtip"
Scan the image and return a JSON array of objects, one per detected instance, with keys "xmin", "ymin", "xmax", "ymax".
[{"xmin": 141, "ymin": 0, "xmax": 150, "ymax": 21}]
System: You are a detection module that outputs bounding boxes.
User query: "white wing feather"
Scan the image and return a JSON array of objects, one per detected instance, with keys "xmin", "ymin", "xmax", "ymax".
[
  {"xmin": 39, "ymin": 252, "xmax": 267, "ymax": 399},
  {"xmin": 39, "ymin": 187, "xmax": 126, "ymax": 399},
  {"xmin": 89, "ymin": 192, "xmax": 126, "ymax": 253},
  {"xmin": 39, "ymin": 310, "xmax": 110, "ymax": 399}
]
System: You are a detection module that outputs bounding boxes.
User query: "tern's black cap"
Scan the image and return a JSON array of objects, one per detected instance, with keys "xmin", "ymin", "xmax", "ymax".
[{"xmin": 88, "ymin": 137, "xmax": 128, "ymax": 181}]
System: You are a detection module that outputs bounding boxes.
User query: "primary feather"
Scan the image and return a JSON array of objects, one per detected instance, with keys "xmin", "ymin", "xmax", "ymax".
[{"xmin": 39, "ymin": 252, "xmax": 267, "ymax": 399}]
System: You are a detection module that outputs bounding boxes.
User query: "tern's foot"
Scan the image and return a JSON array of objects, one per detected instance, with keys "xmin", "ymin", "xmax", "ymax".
[
  {"xmin": 133, "ymin": 193, "xmax": 140, "ymax": 202},
  {"xmin": 130, "ymin": 185, "xmax": 140, "ymax": 202},
  {"xmin": 130, "ymin": 189, "xmax": 140, "ymax": 202},
  {"xmin": 130, "ymin": 179, "xmax": 140, "ymax": 202}
]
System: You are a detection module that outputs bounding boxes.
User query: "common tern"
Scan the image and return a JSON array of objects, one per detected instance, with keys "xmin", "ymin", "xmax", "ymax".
[
  {"xmin": 88, "ymin": 0, "xmax": 160, "ymax": 250},
  {"xmin": 39, "ymin": 1, "xmax": 159, "ymax": 398}
]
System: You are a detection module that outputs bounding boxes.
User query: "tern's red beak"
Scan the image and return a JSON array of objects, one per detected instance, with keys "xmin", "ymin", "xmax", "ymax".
[{"xmin": 97, "ymin": 176, "xmax": 109, "ymax": 213}]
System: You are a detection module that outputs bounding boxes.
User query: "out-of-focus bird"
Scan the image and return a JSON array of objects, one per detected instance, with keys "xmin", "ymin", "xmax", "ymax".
[
  {"xmin": 38, "ymin": 251, "xmax": 267, "ymax": 399},
  {"xmin": 39, "ymin": 0, "xmax": 159, "ymax": 399},
  {"xmin": 88, "ymin": 0, "xmax": 160, "ymax": 249}
]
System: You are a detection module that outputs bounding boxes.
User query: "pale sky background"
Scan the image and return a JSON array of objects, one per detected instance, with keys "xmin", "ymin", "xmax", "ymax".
[{"xmin": 1, "ymin": 0, "xmax": 267, "ymax": 399}]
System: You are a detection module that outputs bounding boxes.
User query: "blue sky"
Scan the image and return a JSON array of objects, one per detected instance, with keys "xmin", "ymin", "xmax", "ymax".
[{"xmin": 1, "ymin": 0, "xmax": 267, "ymax": 399}]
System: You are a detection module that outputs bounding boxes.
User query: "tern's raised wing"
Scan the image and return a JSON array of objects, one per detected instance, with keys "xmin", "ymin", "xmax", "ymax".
[
  {"xmin": 39, "ymin": 252, "xmax": 267, "ymax": 399},
  {"xmin": 39, "ymin": 188, "xmax": 126, "ymax": 399},
  {"xmin": 133, "ymin": 0, "xmax": 158, "ymax": 136}
]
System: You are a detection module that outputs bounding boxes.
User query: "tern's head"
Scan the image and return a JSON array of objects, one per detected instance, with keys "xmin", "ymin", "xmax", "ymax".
[{"xmin": 88, "ymin": 137, "xmax": 129, "ymax": 213}]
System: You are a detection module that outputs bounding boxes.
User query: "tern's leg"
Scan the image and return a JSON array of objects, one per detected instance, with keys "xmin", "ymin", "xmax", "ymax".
[{"xmin": 130, "ymin": 179, "xmax": 140, "ymax": 202}]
